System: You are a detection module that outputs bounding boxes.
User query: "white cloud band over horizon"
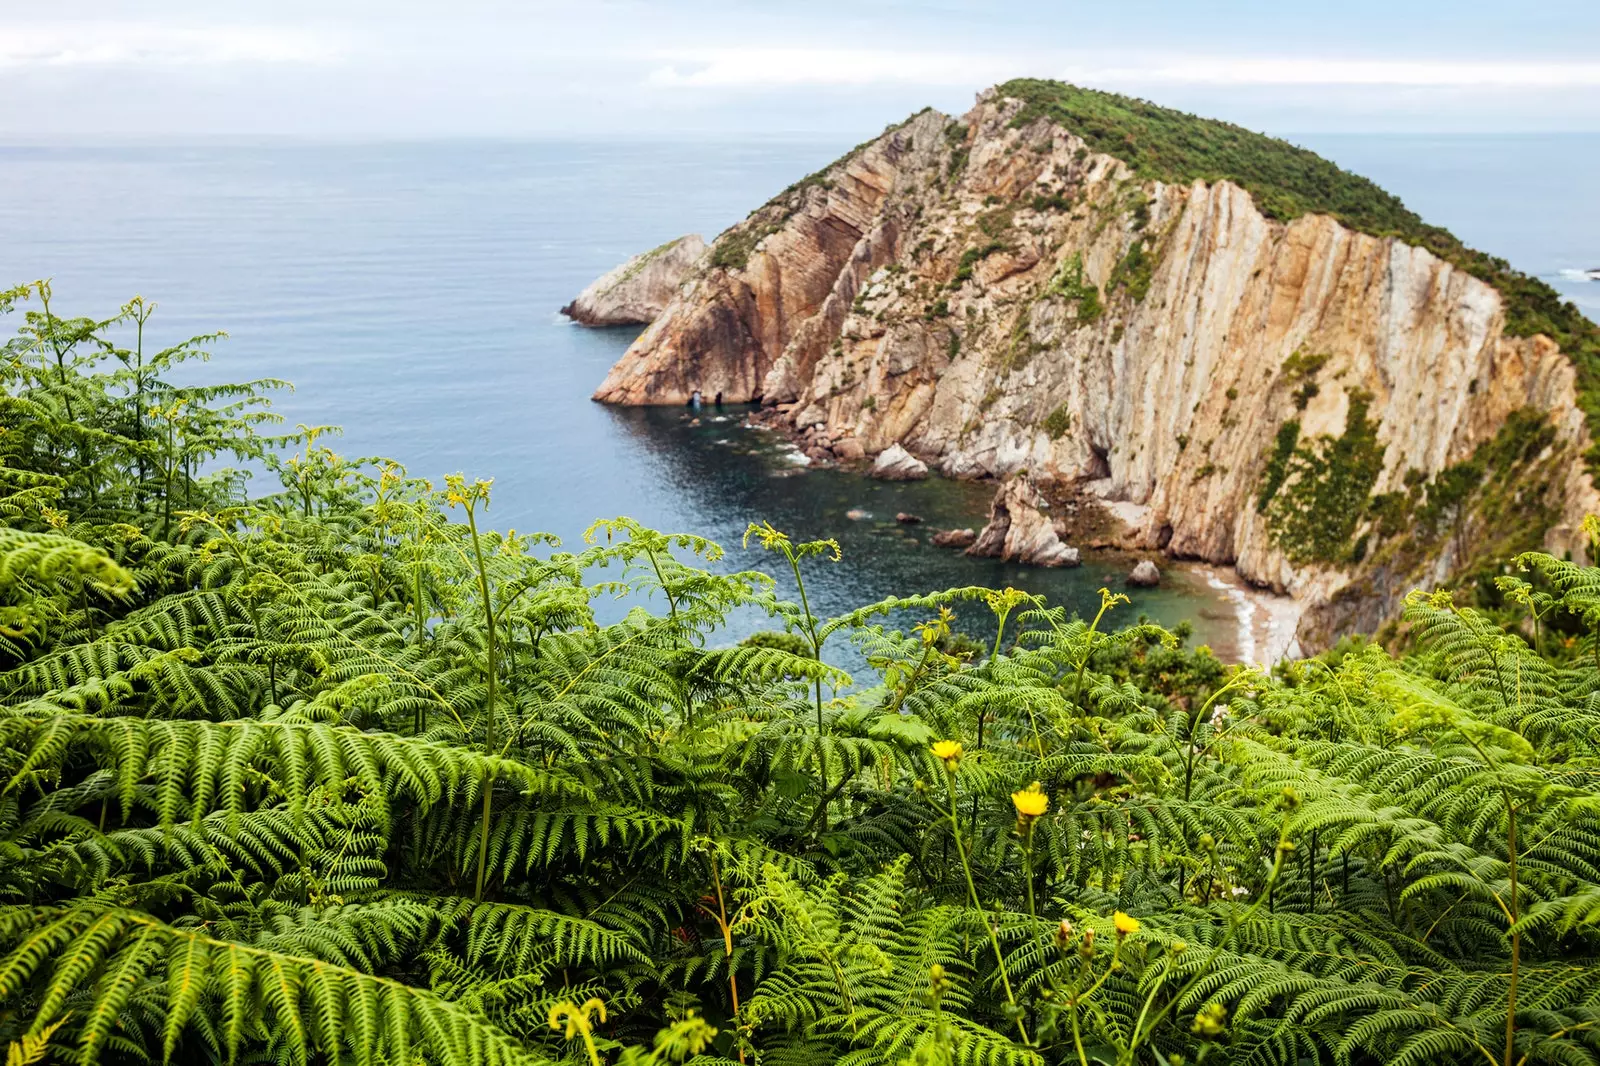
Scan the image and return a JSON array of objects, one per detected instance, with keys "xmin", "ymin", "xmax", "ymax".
[
  {"xmin": 0, "ymin": 24, "xmax": 341, "ymax": 69},
  {"xmin": 4, "ymin": 4, "xmax": 1599, "ymax": 137},
  {"xmin": 647, "ymin": 49, "xmax": 1600, "ymax": 91}
]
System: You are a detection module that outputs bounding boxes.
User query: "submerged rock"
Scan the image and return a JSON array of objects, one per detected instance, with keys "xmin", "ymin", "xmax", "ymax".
[
  {"xmin": 562, "ymin": 235, "xmax": 706, "ymax": 326},
  {"xmin": 870, "ymin": 444, "xmax": 929, "ymax": 481},
  {"xmin": 1127, "ymin": 560, "xmax": 1161, "ymax": 587},
  {"xmin": 932, "ymin": 528, "xmax": 977, "ymax": 548},
  {"xmin": 968, "ymin": 477, "xmax": 1080, "ymax": 567}
]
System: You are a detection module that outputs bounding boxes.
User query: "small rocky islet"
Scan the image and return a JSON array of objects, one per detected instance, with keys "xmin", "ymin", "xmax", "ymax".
[{"xmin": 570, "ymin": 78, "xmax": 1600, "ymax": 654}]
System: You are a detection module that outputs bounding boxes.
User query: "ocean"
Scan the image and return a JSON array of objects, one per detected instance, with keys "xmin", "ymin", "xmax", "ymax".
[{"xmin": 3, "ymin": 132, "xmax": 1596, "ymax": 660}]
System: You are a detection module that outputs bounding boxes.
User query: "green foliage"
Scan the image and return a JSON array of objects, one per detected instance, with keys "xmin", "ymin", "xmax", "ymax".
[
  {"xmin": 977, "ymin": 207, "xmax": 1015, "ymax": 241},
  {"xmin": 945, "ymin": 123, "xmax": 971, "ymax": 183},
  {"xmin": 709, "ymin": 224, "xmax": 777, "ymax": 272},
  {"xmin": 1041, "ymin": 405, "xmax": 1073, "ymax": 440},
  {"xmin": 1263, "ymin": 391, "xmax": 1385, "ymax": 563},
  {"xmin": 1365, "ymin": 409, "xmax": 1567, "ymax": 608},
  {"xmin": 1047, "ymin": 253, "xmax": 1102, "ymax": 322},
  {"xmin": 5, "ymin": 288, "xmax": 1600, "ymax": 1066},
  {"xmin": 1107, "ymin": 240, "xmax": 1156, "ymax": 302},
  {"xmin": 1255, "ymin": 419, "xmax": 1302, "ymax": 513},
  {"xmin": 997, "ymin": 78, "xmax": 1600, "ymax": 469},
  {"xmin": 950, "ymin": 242, "xmax": 1008, "ymax": 288}
]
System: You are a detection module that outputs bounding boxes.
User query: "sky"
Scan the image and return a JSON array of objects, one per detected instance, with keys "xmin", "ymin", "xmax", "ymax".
[{"xmin": 5, "ymin": 1, "xmax": 1600, "ymax": 139}]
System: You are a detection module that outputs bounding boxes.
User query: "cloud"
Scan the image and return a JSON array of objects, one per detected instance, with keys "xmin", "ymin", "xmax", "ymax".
[
  {"xmin": 646, "ymin": 49, "xmax": 1022, "ymax": 89},
  {"xmin": 1119, "ymin": 57, "xmax": 1600, "ymax": 88},
  {"xmin": 646, "ymin": 48, "xmax": 1600, "ymax": 92},
  {"xmin": 0, "ymin": 24, "xmax": 341, "ymax": 68}
]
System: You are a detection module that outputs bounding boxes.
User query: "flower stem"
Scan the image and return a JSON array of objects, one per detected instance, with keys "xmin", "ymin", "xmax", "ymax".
[
  {"xmin": 943, "ymin": 771, "xmax": 1029, "ymax": 1045},
  {"xmin": 466, "ymin": 500, "xmax": 499, "ymax": 901}
]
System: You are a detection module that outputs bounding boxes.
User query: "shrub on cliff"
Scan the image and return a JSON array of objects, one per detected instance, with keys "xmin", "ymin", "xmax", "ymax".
[{"xmin": 2, "ymin": 288, "xmax": 1599, "ymax": 1066}]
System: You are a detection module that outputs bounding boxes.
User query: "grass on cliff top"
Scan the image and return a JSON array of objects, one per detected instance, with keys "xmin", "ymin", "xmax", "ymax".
[{"xmin": 999, "ymin": 77, "xmax": 1600, "ymax": 464}]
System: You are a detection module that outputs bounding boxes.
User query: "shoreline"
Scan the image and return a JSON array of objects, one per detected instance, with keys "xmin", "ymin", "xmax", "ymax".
[
  {"xmin": 738, "ymin": 410, "xmax": 1293, "ymax": 662},
  {"xmin": 1192, "ymin": 564, "xmax": 1303, "ymax": 666}
]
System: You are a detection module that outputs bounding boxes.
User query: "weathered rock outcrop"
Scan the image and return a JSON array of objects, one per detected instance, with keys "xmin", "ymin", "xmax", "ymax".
[
  {"xmin": 1128, "ymin": 560, "xmax": 1161, "ymax": 587},
  {"xmin": 870, "ymin": 443, "xmax": 929, "ymax": 480},
  {"xmin": 968, "ymin": 476, "xmax": 1081, "ymax": 567},
  {"xmin": 563, "ymin": 235, "xmax": 706, "ymax": 326},
  {"xmin": 933, "ymin": 528, "xmax": 977, "ymax": 548},
  {"xmin": 594, "ymin": 82, "xmax": 1600, "ymax": 650}
]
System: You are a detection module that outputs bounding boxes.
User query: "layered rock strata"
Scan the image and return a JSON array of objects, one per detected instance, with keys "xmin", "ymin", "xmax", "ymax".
[{"xmin": 592, "ymin": 86, "xmax": 1600, "ymax": 651}]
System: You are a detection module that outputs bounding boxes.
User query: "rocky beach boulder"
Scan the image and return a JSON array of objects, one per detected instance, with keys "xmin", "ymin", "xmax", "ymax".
[
  {"xmin": 870, "ymin": 444, "xmax": 929, "ymax": 481},
  {"xmin": 1127, "ymin": 560, "xmax": 1161, "ymax": 587},
  {"xmin": 932, "ymin": 528, "xmax": 977, "ymax": 548}
]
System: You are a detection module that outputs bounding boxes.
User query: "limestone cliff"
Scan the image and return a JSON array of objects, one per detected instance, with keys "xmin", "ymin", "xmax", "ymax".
[
  {"xmin": 562, "ymin": 235, "xmax": 706, "ymax": 326},
  {"xmin": 593, "ymin": 82, "xmax": 1600, "ymax": 651}
]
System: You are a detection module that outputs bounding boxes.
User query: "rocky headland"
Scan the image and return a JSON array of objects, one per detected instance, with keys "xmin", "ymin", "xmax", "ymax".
[
  {"xmin": 561, "ymin": 234, "xmax": 706, "ymax": 326},
  {"xmin": 580, "ymin": 80, "xmax": 1600, "ymax": 653}
]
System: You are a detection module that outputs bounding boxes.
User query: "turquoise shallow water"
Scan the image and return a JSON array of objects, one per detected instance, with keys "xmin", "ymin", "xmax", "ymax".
[{"xmin": 2, "ymin": 134, "xmax": 1596, "ymax": 661}]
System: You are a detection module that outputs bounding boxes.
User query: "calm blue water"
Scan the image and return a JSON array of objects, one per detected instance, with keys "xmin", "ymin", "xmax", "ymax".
[{"xmin": 2, "ymin": 133, "xmax": 1596, "ymax": 657}]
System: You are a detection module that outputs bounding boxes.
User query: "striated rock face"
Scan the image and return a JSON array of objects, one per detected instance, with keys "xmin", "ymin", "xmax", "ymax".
[
  {"xmin": 968, "ymin": 476, "xmax": 1081, "ymax": 567},
  {"xmin": 594, "ymin": 85, "xmax": 1600, "ymax": 650},
  {"xmin": 562, "ymin": 235, "xmax": 706, "ymax": 326}
]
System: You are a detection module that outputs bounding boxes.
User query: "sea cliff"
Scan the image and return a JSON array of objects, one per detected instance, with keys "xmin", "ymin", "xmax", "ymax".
[{"xmin": 591, "ymin": 81, "xmax": 1600, "ymax": 651}]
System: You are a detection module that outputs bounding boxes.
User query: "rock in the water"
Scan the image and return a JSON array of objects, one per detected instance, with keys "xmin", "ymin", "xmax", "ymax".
[
  {"xmin": 870, "ymin": 444, "xmax": 929, "ymax": 481},
  {"xmin": 846, "ymin": 508, "xmax": 869, "ymax": 521},
  {"xmin": 932, "ymin": 528, "xmax": 977, "ymax": 548},
  {"xmin": 1127, "ymin": 560, "xmax": 1161, "ymax": 587},
  {"xmin": 833, "ymin": 438, "xmax": 866, "ymax": 461},
  {"xmin": 561, "ymin": 235, "xmax": 706, "ymax": 326},
  {"xmin": 895, "ymin": 512, "xmax": 922, "ymax": 524},
  {"xmin": 967, "ymin": 477, "xmax": 1080, "ymax": 567}
]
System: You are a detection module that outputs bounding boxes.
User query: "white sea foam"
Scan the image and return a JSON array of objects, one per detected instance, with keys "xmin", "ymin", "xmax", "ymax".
[
  {"xmin": 1203, "ymin": 568, "xmax": 1259, "ymax": 664},
  {"xmin": 1558, "ymin": 268, "xmax": 1600, "ymax": 282}
]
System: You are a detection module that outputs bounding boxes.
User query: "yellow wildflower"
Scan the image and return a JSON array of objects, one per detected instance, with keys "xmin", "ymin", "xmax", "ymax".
[
  {"xmin": 931, "ymin": 740, "xmax": 963, "ymax": 767},
  {"xmin": 1113, "ymin": 911, "xmax": 1141, "ymax": 937},
  {"xmin": 1011, "ymin": 783, "xmax": 1049, "ymax": 819}
]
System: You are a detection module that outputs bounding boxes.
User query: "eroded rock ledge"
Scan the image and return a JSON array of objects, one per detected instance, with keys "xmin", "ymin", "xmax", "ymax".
[
  {"xmin": 592, "ymin": 84, "xmax": 1600, "ymax": 653},
  {"xmin": 562, "ymin": 235, "xmax": 706, "ymax": 327}
]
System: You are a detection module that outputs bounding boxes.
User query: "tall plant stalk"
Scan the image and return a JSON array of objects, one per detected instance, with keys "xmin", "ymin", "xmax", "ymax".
[{"xmin": 451, "ymin": 477, "xmax": 501, "ymax": 901}]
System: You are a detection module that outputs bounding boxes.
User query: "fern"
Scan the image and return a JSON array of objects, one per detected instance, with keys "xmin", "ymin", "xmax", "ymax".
[{"xmin": 4, "ymin": 287, "xmax": 1600, "ymax": 1065}]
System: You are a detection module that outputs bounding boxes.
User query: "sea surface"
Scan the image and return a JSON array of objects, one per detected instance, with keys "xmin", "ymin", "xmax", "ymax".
[{"xmin": 3, "ymin": 133, "xmax": 1596, "ymax": 661}]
